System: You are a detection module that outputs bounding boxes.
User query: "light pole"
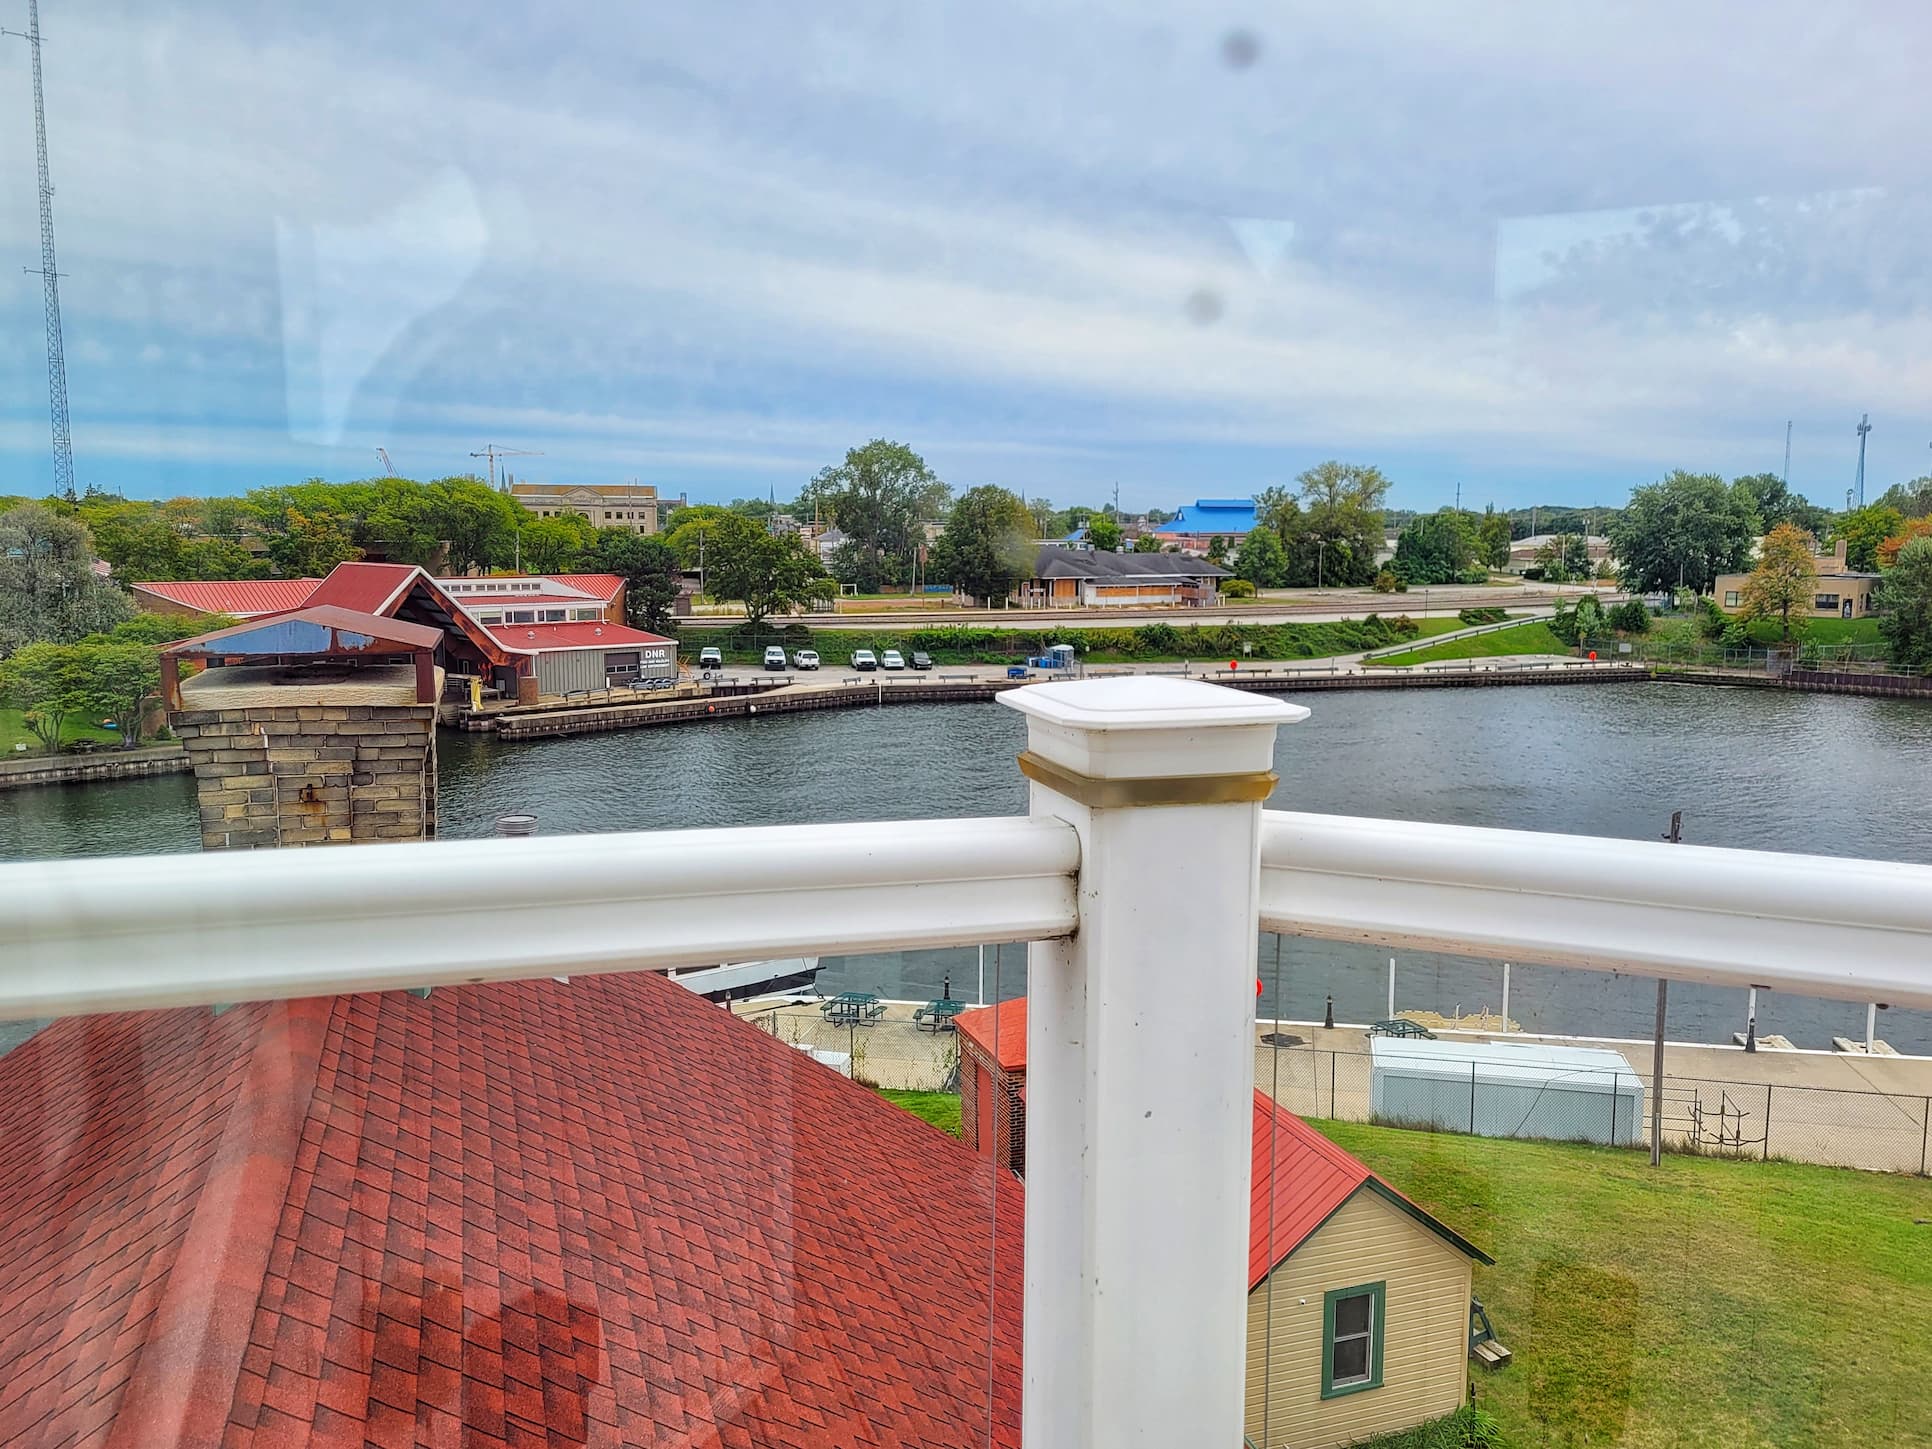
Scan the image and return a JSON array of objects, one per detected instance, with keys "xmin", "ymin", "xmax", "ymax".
[{"xmin": 1316, "ymin": 538, "xmax": 1327, "ymax": 590}]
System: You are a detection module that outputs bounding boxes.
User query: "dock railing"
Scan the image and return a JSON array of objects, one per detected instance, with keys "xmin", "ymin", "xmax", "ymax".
[{"xmin": 4, "ymin": 676, "xmax": 1932, "ymax": 1449}]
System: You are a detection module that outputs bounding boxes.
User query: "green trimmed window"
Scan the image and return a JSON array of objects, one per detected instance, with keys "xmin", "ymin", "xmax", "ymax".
[{"xmin": 1321, "ymin": 1281, "xmax": 1385, "ymax": 1398}]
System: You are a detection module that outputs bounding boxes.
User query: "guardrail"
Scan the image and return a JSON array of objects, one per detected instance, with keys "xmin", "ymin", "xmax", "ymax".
[{"xmin": 5, "ymin": 676, "xmax": 1931, "ymax": 1448}]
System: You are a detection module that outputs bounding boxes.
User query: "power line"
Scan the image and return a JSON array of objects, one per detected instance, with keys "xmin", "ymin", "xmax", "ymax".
[{"xmin": 4, "ymin": 0, "xmax": 74, "ymax": 502}]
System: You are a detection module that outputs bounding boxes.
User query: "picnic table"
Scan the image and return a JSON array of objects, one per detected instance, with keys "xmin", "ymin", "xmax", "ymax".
[
  {"xmin": 1369, "ymin": 1018, "xmax": 1436, "ymax": 1039},
  {"xmin": 821, "ymin": 991, "xmax": 886, "ymax": 1027},
  {"xmin": 913, "ymin": 999, "xmax": 967, "ymax": 1033}
]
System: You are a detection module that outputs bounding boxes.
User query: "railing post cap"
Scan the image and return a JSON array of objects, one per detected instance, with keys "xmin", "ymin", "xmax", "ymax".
[{"xmin": 1002, "ymin": 676, "xmax": 1304, "ymax": 782}]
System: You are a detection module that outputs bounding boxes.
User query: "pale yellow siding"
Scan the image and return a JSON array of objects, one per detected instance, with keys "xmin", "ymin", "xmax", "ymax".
[{"xmin": 1243, "ymin": 1189, "xmax": 1474, "ymax": 1449}]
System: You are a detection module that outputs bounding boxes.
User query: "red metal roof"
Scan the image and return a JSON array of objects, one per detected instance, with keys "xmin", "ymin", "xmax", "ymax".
[
  {"xmin": 958, "ymin": 999, "xmax": 1487, "ymax": 1287},
  {"xmin": 956, "ymin": 1000, "xmax": 1027, "ymax": 1072},
  {"xmin": 304, "ymin": 562, "xmax": 424, "ymax": 615},
  {"xmin": 131, "ymin": 578, "xmax": 321, "ymax": 618},
  {"xmin": 162, "ymin": 606, "xmax": 444, "ymax": 657},
  {"xmin": 0, "ymin": 971, "xmax": 1023, "ymax": 1448},
  {"xmin": 546, "ymin": 573, "xmax": 625, "ymax": 602},
  {"xmin": 486, "ymin": 622, "xmax": 674, "ymax": 653}
]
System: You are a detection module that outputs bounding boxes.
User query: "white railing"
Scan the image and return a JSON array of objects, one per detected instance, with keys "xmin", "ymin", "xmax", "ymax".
[{"xmin": 4, "ymin": 675, "xmax": 1932, "ymax": 1449}]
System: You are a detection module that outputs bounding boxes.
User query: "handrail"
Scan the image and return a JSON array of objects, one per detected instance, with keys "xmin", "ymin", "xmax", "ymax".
[
  {"xmin": 0, "ymin": 815, "xmax": 1081, "ymax": 1020},
  {"xmin": 1260, "ymin": 811, "xmax": 1932, "ymax": 1009}
]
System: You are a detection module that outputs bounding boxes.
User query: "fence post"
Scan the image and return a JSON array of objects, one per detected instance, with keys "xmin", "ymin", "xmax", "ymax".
[
  {"xmin": 1922, "ymin": 1098, "xmax": 1929, "ymax": 1178},
  {"xmin": 1330, "ymin": 1050, "xmax": 1336, "ymax": 1119},
  {"xmin": 1470, "ymin": 1062, "xmax": 1478, "ymax": 1134},
  {"xmin": 1003, "ymin": 677, "xmax": 1303, "ymax": 1449},
  {"xmin": 1764, "ymin": 1083, "xmax": 1774, "ymax": 1161}
]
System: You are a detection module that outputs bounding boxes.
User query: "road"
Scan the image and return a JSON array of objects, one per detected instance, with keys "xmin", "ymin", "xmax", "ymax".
[{"xmin": 681, "ymin": 582, "xmax": 1609, "ymax": 633}]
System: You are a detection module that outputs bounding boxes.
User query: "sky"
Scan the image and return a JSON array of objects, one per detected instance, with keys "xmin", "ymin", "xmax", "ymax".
[{"xmin": 0, "ymin": 1, "xmax": 1929, "ymax": 514}]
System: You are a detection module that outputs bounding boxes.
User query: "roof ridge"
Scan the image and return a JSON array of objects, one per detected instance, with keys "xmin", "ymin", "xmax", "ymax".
[{"xmin": 105, "ymin": 999, "xmax": 333, "ymax": 1449}]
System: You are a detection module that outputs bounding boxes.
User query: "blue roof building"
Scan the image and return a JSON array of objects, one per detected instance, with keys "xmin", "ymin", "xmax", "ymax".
[{"xmin": 1154, "ymin": 499, "xmax": 1258, "ymax": 543}]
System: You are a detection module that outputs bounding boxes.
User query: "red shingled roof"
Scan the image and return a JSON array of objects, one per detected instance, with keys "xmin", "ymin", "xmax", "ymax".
[
  {"xmin": 957, "ymin": 1000, "xmax": 1488, "ymax": 1289},
  {"xmin": 0, "ymin": 972, "xmax": 1022, "ymax": 1448},
  {"xmin": 304, "ymin": 562, "xmax": 425, "ymax": 615},
  {"xmin": 131, "ymin": 578, "xmax": 321, "ymax": 618},
  {"xmin": 955, "ymin": 1000, "xmax": 1027, "ymax": 1073}
]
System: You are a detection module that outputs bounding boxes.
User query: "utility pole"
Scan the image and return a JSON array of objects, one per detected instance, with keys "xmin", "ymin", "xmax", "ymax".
[
  {"xmin": 1854, "ymin": 414, "xmax": 1871, "ymax": 508},
  {"xmin": 469, "ymin": 444, "xmax": 541, "ymax": 492},
  {"xmin": 4, "ymin": 0, "xmax": 75, "ymax": 503},
  {"xmin": 1782, "ymin": 421, "xmax": 1791, "ymax": 488},
  {"xmin": 1454, "ymin": 480, "xmax": 1461, "ymax": 513}
]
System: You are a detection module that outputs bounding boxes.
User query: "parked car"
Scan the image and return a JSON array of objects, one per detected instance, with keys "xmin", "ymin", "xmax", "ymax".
[
  {"xmin": 763, "ymin": 646, "xmax": 787, "ymax": 670},
  {"xmin": 881, "ymin": 650, "xmax": 906, "ymax": 671},
  {"xmin": 851, "ymin": 649, "xmax": 878, "ymax": 671},
  {"xmin": 910, "ymin": 651, "xmax": 933, "ymax": 671},
  {"xmin": 698, "ymin": 646, "xmax": 724, "ymax": 671},
  {"xmin": 794, "ymin": 648, "xmax": 821, "ymax": 670}
]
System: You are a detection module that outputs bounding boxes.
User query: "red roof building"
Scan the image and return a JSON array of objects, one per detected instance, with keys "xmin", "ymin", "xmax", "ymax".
[
  {"xmin": 0, "ymin": 971, "xmax": 1022, "ymax": 1448},
  {"xmin": 303, "ymin": 562, "xmax": 426, "ymax": 616},
  {"xmin": 128, "ymin": 578, "xmax": 323, "ymax": 620}
]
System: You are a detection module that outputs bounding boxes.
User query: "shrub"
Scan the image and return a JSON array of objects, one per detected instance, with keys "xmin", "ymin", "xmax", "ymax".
[
  {"xmin": 1388, "ymin": 614, "xmax": 1421, "ymax": 637},
  {"xmin": 1798, "ymin": 638, "xmax": 1823, "ymax": 670},
  {"xmin": 1392, "ymin": 577, "xmax": 1409, "ymax": 592},
  {"xmin": 1608, "ymin": 599, "xmax": 1650, "ymax": 634},
  {"xmin": 1221, "ymin": 578, "xmax": 1257, "ymax": 598},
  {"xmin": 1720, "ymin": 621, "xmax": 1749, "ymax": 648},
  {"xmin": 1698, "ymin": 597, "xmax": 1729, "ymax": 640},
  {"xmin": 1136, "ymin": 623, "xmax": 1182, "ymax": 654},
  {"xmin": 1373, "ymin": 570, "xmax": 1398, "ymax": 594},
  {"xmin": 1457, "ymin": 606, "xmax": 1508, "ymax": 626}
]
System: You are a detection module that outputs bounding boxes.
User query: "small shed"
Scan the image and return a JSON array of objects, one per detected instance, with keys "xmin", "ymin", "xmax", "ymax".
[{"xmin": 1370, "ymin": 1037, "xmax": 1644, "ymax": 1147}]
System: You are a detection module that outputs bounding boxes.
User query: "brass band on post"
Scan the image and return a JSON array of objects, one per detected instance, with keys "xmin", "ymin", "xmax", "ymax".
[{"xmin": 1016, "ymin": 750, "xmax": 1279, "ymax": 809}]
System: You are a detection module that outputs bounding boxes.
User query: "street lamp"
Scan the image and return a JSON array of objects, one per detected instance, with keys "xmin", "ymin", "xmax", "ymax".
[{"xmin": 1316, "ymin": 538, "xmax": 1327, "ymax": 590}]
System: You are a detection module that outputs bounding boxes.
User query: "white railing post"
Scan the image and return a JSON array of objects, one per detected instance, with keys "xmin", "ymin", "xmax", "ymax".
[{"xmin": 1003, "ymin": 678, "xmax": 1305, "ymax": 1448}]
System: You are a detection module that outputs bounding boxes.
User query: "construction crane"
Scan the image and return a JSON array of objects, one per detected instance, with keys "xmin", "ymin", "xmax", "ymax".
[
  {"xmin": 469, "ymin": 444, "xmax": 541, "ymax": 492},
  {"xmin": 376, "ymin": 446, "xmax": 396, "ymax": 476},
  {"xmin": 3, "ymin": 0, "xmax": 74, "ymax": 502}
]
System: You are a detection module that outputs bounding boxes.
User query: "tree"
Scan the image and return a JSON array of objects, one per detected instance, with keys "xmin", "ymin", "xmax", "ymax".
[
  {"xmin": 1205, "ymin": 535, "xmax": 1230, "ymax": 564},
  {"xmin": 587, "ymin": 530, "xmax": 681, "ymax": 632},
  {"xmin": 1231, "ymin": 528, "xmax": 1288, "ymax": 587},
  {"xmin": 1829, "ymin": 504, "xmax": 1903, "ymax": 573},
  {"xmin": 1876, "ymin": 476, "xmax": 1932, "ymax": 520},
  {"xmin": 518, "ymin": 513, "xmax": 597, "ymax": 574},
  {"xmin": 1877, "ymin": 537, "xmax": 1932, "ymax": 673},
  {"xmin": 1132, "ymin": 534, "xmax": 1162, "ymax": 553},
  {"xmin": 0, "ymin": 503, "xmax": 132, "ymax": 652},
  {"xmin": 805, "ymin": 440, "xmax": 948, "ymax": 592},
  {"xmin": 1391, "ymin": 511, "xmax": 1477, "ymax": 585},
  {"xmin": 1026, "ymin": 497, "xmax": 1056, "ymax": 537},
  {"xmin": 1608, "ymin": 471, "xmax": 1759, "ymax": 593},
  {"xmin": 267, "ymin": 509, "xmax": 361, "ymax": 578},
  {"xmin": 366, "ymin": 475, "xmax": 520, "ymax": 574},
  {"xmin": 1734, "ymin": 473, "xmax": 1828, "ymax": 537},
  {"xmin": 704, "ymin": 524, "xmax": 834, "ymax": 627},
  {"xmin": 930, "ymin": 486, "xmax": 1036, "ymax": 603},
  {"xmin": 1740, "ymin": 524, "xmax": 1818, "ymax": 641},
  {"xmin": 1534, "ymin": 533, "xmax": 1591, "ymax": 583},
  {"xmin": 88, "ymin": 642, "xmax": 163, "ymax": 745},
  {"xmin": 1086, "ymin": 515, "xmax": 1123, "ymax": 552},
  {"xmin": 1878, "ymin": 517, "xmax": 1932, "ymax": 569},
  {"xmin": 1276, "ymin": 461, "xmax": 1390, "ymax": 587},
  {"xmin": 663, "ymin": 505, "xmax": 741, "ymax": 571},
  {"xmin": 0, "ymin": 641, "xmax": 101, "ymax": 753},
  {"xmin": 1477, "ymin": 509, "xmax": 1512, "ymax": 569}
]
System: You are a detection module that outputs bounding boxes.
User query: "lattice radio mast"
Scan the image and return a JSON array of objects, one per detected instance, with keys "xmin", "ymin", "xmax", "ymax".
[{"xmin": 3, "ymin": 0, "xmax": 75, "ymax": 501}]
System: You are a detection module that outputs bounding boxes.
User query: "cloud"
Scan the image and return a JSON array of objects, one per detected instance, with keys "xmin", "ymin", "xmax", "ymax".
[{"xmin": 1, "ymin": 0, "xmax": 1929, "ymax": 505}]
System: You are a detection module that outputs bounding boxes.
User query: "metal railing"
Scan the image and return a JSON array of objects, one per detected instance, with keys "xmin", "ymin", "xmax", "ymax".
[{"xmin": 4, "ymin": 676, "xmax": 1932, "ymax": 1448}]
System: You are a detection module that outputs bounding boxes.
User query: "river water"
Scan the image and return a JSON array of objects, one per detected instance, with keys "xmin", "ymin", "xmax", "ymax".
[{"xmin": 5, "ymin": 683, "xmax": 1930, "ymax": 1052}]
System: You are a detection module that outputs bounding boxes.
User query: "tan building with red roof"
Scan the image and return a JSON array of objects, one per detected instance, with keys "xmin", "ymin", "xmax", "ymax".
[{"xmin": 956, "ymin": 1000, "xmax": 1491, "ymax": 1449}]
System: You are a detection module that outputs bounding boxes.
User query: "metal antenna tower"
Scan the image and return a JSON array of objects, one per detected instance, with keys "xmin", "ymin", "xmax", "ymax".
[
  {"xmin": 1854, "ymin": 414, "xmax": 1871, "ymax": 508},
  {"xmin": 1782, "ymin": 421, "xmax": 1791, "ymax": 487},
  {"xmin": 3, "ymin": 0, "xmax": 74, "ymax": 501}
]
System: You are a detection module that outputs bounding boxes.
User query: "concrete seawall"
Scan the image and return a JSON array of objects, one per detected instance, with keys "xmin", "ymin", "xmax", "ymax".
[{"xmin": 0, "ymin": 744, "xmax": 191, "ymax": 792}]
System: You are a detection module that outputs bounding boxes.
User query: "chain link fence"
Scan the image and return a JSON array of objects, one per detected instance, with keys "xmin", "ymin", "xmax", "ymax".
[{"xmin": 1256, "ymin": 1044, "xmax": 1932, "ymax": 1176}]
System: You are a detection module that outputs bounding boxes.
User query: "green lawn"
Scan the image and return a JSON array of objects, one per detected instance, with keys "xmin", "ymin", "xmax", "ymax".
[
  {"xmin": 0, "ymin": 707, "xmax": 120, "ymax": 756},
  {"xmin": 686, "ymin": 616, "xmax": 1468, "ymax": 666},
  {"xmin": 1317, "ymin": 1119, "xmax": 1932, "ymax": 1448},
  {"xmin": 1371, "ymin": 620, "xmax": 1569, "ymax": 667},
  {"xmin": 1740, "ymin": 616, "xmax": 1884, "ymax": 648},
  {"xmin": 877, "ymin": 1088, "xmax": 962, "ymax": 1137}
]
